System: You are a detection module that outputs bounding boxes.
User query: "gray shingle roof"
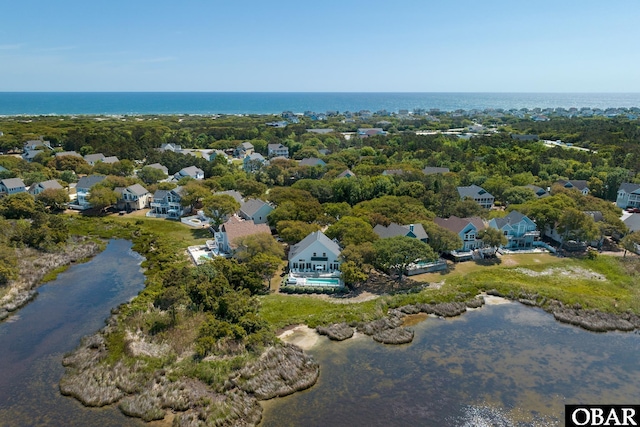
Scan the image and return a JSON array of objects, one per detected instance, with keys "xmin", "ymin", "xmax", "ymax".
[
  {"xmin": 1, "ymin": 178, "xmax": 26, "ymax": 189},
  {"xmin": 102, "ymin": 156, "xmax": 119, "ymax": 164},
  {"xmin": 76, "ymin": 175, "xmax": 107, "ymax": 190},
  {"xmin": 422, "ymin": 166, "xmax": 450, "ymax": 175},
  {"xmin": 557, "ymin": 179, "xmax": 589, "ymax": 191},
  {"xmin": 298, "ymin": 158, "xmax": 326, "ymax": 167},
  {"xmin": 126, "ymin": 183, "xmax": 149, "ymax": 196},
  {"xmin": 619, "ymin": 182, "xmax": 640, "ymax": 194},
  {"xmin": 492, "ymin": 211, "xmax": 527, "ymax": 229},
  {"xmin": 215, "ymin": 190, "xmax": 244, "ymax": 204},
  {"xmin": 35, "ymin": 179, "xmax": 63, "ymax": 190},
  {"xmin": 373, "ymin": 223, "xmax": 428, "ymax": 240},
  {"xmin": 240, "ymin": 199, "xmax": 270, "ymax": 217},
  {"xmin": 525, "ymin": 184, "xmax": 549, "ymax": 198},
  {"xmin": 178, "ymin": 166, "xmax": 204, "ymax": 177},
  {"xmin": 624, "ymin": 213, "xmax": 640, "ymax": 232},
  {"xmin": 457, "ymin": 185, "xmax": 493, "ymax": 200},
  {"xmin": 84, "ymin": 153, "xmax": 105, "ymax": 163},
  {"xmin": 289, "ymin": 231, "xmax": 340, "ymax": 261}
]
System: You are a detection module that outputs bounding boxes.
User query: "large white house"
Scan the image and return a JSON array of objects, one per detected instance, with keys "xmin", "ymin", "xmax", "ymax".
[{"xmin": 288, "ymin": 231, "xmax": 342, "ymax": 275}]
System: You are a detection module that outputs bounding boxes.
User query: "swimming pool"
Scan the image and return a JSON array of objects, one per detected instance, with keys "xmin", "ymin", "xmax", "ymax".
[{"xmin": 288, "ymin": 276, "xmax": 342, "ymax": 287}]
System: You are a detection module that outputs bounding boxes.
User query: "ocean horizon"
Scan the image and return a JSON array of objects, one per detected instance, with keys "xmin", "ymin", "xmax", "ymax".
[{"xmin": 1, "ymin": 92, "xmax": 640, "ymax": 116}]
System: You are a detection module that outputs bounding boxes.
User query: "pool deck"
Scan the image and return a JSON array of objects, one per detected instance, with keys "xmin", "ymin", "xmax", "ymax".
[
  {"xmin": 285, "ymin": 273, "xmax": 344, "ymax": 288},
  {"xmin": 187, "ymin": 241, "xmax": 228, "ymax": 265}
]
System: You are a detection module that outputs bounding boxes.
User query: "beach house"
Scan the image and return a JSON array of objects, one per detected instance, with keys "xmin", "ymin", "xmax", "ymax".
[
  {"xmin": 0, "ymin": 178, "xmax": 27, "ymax": 195},
  {"xmin": 457, "ymin": 185, "xmax": 494, "ymax": 209},
  {"xmin": 147, "ymin": 186, "xmax": 189, "ymax": 219},
  {"xmin": 29, "ymin": 179, "xmax": 64, "ymax": 196},
  {"xmin": 488, "ymin": 211, "xmax": 539, "ymax": 250}
]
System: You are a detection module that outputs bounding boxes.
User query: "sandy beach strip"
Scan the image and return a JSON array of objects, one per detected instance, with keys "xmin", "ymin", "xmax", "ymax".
[{"xmin": 278, "ymin": 325, "xmax": 321, "ymax": 350}]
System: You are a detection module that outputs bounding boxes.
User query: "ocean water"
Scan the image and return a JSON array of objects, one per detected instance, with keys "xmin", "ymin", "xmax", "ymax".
[{"xmin": 1, "ymin": 92, "xmax": 640, "ymax": 116}]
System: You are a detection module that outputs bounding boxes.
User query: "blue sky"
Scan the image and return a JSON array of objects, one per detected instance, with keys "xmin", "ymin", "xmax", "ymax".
[{"xmin": 1, "ymin": 0, "xmax": 639, "ymax": 92}]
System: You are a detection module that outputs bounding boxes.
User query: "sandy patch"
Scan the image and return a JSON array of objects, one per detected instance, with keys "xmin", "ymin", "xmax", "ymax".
[
  {"xmin": 481, "ymin": 294, "xmax": 513, "ymax": 305},
  {"xmin": 514, "ymin": 266, "xmax": 606, "ymax": 281},
  {"xmin": 278, "ymin": 325, "xmax": 320, "ymax": 350},
  {"xmin": 428, "ymin": 280, "xmax": 445, "ymax": 290}
]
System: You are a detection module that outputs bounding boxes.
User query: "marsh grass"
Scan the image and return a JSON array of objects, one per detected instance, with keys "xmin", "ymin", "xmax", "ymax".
[
  {"xmin": 259, "ymin": 294, "xmax": 385, "ymax": 329},
  {"xmin": 172, "ymin": 355, "xmax": 254, "ymax": 391},
  {"xmin": 442, "ymin": 255, "xmax": 640, "ymax": 314}
]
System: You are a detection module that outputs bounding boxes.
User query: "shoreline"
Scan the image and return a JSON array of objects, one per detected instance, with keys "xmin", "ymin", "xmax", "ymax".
[
  {"xmin": 0, "ymin": 239, "xmax": 102, "ymax": 323},
  {"xmin": 58, "ymin": 288, "xmax": 640, "ymax": 426}
]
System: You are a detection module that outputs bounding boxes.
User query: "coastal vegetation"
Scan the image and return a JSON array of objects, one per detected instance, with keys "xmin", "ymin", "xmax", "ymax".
[{"xmin": 3, "ymin": 109, "xmax": 640, "ymax": 424}]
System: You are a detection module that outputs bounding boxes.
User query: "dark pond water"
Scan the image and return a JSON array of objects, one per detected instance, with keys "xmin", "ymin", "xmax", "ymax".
[
  {"xmin": 0, "ymin": 239, "xmax": 146, "ymax": 427},
  {"xmin": 261, "ymin": 301, "xmax": 640, "ymax": 427}
]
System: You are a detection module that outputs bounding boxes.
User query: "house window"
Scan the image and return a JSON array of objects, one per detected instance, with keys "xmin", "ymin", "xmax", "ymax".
[
  {"xmin": 313, "ymin": 252, "xmax": 316, "ymax": 256},
  {"xmin": 323, "ymin": 252, "xmax": 326, "ymax": 257},
  {"xmin": 306, "ymin": 263, "xmax": 311, "ymax": 269},
  {"xmin": 292, "ymin": 263, "xmax": 298, "ymax": 269}
]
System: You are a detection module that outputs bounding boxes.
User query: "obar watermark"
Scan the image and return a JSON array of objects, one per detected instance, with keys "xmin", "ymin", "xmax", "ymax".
[{"xmin": 566, "ymin": 405, "xmax": 639, "ymax": 426}]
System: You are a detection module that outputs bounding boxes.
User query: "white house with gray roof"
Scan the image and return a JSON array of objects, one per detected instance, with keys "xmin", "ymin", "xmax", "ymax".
[
  {"xmin": 174, "ymin": 166, "xmax": 204, "ymax": 181},
  {"xmin": 288, "ymin": 231, "xmax": 342, "ymax": 276},
  {"xmin": 116, "ymin": 183, "xmax": 151, "ymax": 211},
  {"xmin": 0, "ymin": 178, "xmax": 26, "ymax": 195},
  {"xmin": 72, "ymin": 175, "xmax": 107, "ymax": 210},
  {"xmin": 29, "ymin": 179, "xmax": 63, "ymax": 195},
  {"xmin": 457, "ymin": 185, "xmax": 494, "ymax": 209},
  {"xmin": 267, "ymin": 143, "xmax": 289, "ymax": 158}
]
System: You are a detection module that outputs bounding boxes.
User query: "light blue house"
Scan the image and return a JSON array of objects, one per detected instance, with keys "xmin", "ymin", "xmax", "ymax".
[
  {"xmin": 239, "ymin": 199, "xmax": 273, "ymax": 225},
  {"xmin": 488, "ymin": 211, "xmax": 539, "ymax": 250},
  {"xmin": 433, "ymin": 216, "xmax": 487, "ymax": 252},
  {"xmin": 243, "ymin": 153, "xmax": 267, "ymax": 172},
  {"xmin": 0, "ymin": 178, "xmax": 26, "ymax": 195}
]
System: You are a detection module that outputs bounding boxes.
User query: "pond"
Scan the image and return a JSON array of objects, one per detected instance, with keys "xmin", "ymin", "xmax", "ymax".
[
  {"xmin": 0, "ymin": 239, "xmax": 146, "ymax": 427},
  {"xmin": 261, "ymin": 300, "xmax": 640, "ymax": 426}
]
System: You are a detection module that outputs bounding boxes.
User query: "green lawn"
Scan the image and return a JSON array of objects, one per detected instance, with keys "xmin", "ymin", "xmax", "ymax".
[
  {"xmin": 259, "ymin": 294, "xmax": 385, "ymax": 329},
  {"xmin": 260, "ymin": 253, "xmax": 640, "ymax": 328}
]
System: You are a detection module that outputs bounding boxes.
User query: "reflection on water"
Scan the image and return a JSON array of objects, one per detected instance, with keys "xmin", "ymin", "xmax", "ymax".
[
  {"xmin": 0, "ymin": 239, "xmax": 146, "ymax": 427},
  {"xmin": 261, "ymin": 302, "xmax": 640, "ymax": 427}
]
